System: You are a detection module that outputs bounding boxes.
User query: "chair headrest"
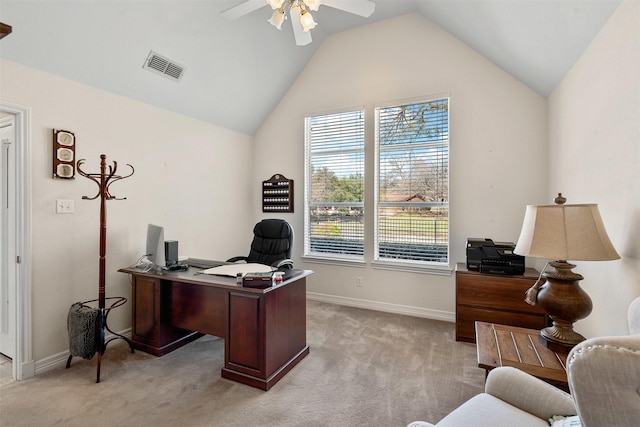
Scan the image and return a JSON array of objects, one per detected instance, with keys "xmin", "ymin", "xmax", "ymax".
[{"xmin": 254, "ymin": 219, "xmax": 291, "ymax": 240}]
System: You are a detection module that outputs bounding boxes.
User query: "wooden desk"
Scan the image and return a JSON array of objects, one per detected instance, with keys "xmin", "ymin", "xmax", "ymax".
[
  {"xmin": 475, "ymin": 321, "xmax": 569, "ymax": 391},
  {"xmin": 119, "ymin": 266, "xmax": 312, "ymax": 390}
]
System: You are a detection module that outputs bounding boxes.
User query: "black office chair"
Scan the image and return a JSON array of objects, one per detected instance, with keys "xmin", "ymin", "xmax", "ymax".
[{"xmin": 227, "ymin": 219, "xmax": 294, "ymax": 269}]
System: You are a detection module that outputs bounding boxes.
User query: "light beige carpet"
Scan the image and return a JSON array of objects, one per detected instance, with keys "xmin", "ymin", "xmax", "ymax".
[{"xmin": 0, "ymin": 300, "xmax": 484, "ymax": 426}]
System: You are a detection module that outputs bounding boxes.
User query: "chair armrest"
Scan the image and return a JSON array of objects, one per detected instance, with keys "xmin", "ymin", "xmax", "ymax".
[
  {"xmin": 273, "ymin": 258, "xmax": 294, "ymax": 269},
  {"xmin": 485, "ymin": 367, "xmax": 576, "ymax": 420},
  {"xmin": 568, "ymin": 335, "xmax": 640, "ymax": 426},
  {"xmin": 226, "ymin": 256, "xmax": 248, "ymax": 263}
]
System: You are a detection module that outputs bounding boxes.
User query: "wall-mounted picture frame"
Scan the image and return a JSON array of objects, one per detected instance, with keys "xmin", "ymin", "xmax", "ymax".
[{"xmin": 52, "ymin": 129, "xmax": 76, "ymax": 179}]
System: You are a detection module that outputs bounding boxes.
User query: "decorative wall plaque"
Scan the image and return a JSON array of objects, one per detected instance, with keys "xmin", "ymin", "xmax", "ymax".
[
  {"xmin": 52, "ymin": 129, "xmax": 76, "ymax": 179},
  {"xmin": 262, "ymin": 173, "xmax": 293, "ymax": 213}
]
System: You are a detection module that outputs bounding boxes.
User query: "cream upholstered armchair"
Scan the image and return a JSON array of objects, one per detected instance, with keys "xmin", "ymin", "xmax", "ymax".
[
  {"xmin": 569, "ymin": 295, "xmax": 640, "ymax": 426},
  {"xmin": 408, "ymin": 296, "xmax": 640, "ymax": 427}
]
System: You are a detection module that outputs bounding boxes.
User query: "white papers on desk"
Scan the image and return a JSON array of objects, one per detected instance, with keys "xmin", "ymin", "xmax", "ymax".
[{"xmin": 201, "ymin": 263, "xmax": 275, "ymax": 277}]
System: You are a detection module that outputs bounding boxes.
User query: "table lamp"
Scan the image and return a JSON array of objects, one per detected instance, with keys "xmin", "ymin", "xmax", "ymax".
[{"xmin": 514, "ymin": 193, "xmax": 620, "ymax": 350}]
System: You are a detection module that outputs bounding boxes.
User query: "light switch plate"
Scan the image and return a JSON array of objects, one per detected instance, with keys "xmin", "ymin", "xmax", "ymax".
[{"xmin": 56, "ymin": 199, "xmax": 74, "ymax": 214}]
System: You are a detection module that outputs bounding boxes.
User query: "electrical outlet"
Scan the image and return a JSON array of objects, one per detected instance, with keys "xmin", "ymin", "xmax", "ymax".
[
  {"xmin": 357, "ymin": 276, "xmax": 363, "ymax": 287},
  {"xmin": 56, "ymin": 199, "xmax": 74, "ymax": 214}
]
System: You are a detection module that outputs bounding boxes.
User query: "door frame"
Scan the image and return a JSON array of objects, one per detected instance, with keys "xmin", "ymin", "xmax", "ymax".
[
  {"xmin": 1, "ymin": 113, "xmax": 16, "ymax": 360},
  {"xmin": 0, "ymin": 102, "xmax": 33, "ymax": 380}
]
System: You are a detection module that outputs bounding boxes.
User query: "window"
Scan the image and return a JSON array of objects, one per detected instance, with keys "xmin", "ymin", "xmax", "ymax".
[
  {"xmin": 375, "ymin": 97, "xmax": 449, "ymax": 265},
  {"xmin": 304, "ymin": 110, "xmax": 365, "ymax": 260},
  {"xmin": 303, "ymin": 97, "xmax": 449, "ymax": 268}
]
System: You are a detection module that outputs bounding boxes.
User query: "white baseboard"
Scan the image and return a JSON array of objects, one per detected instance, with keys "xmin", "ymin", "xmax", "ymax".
[
  {"xmin": 35, "ymin": 349, "xmax": 70, "ymax": 375},
  {"xmin": 306, "ymin": 292, "xmax": 455, "ymax": 323},
  {"xmin": 34, "ymin": 328, "xmax": 132, "ymax": 376},
  {"xmin": 18, "ymin": 359, "xmax": 35, "ymax": 380}
]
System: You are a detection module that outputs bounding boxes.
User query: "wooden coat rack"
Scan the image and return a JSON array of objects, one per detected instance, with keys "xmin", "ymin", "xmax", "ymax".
[{"xmin": 69, "ymin": 154, "xmax": 135, "ymax": 382}]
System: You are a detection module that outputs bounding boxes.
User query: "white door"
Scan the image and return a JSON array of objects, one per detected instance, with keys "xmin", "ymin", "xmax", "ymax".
[{"xmin": 0, "ymin": 115, "xmax": 16, "ymax": 359}]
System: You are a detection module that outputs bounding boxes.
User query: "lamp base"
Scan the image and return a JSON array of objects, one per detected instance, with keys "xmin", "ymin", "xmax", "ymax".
[
  {"xmin": 540, "ymin": 323, "xmax": 586, "ymax": 345},
  {"xmin": 536, "ymin": 260, "xmax": 592, "ymax": 347},
  {"xmin": 537, "ymin": 334, "xmax": 576, "ymax": 354}
]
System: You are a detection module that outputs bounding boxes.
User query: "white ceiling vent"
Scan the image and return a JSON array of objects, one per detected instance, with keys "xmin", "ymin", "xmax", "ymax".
[{"xmin": 143, "ymin": 51, "xmax": 185, "ymax": 82}]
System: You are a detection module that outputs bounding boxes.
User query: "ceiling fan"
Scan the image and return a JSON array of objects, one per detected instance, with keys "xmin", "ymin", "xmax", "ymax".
[{"xmin": 221, "ymin": 0, "xmax": 376, "ymax": 46}]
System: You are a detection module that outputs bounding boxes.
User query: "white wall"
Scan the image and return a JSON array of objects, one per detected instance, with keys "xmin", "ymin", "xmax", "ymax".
[
  {"xmin": 1, "ymin": 60, "xmax": 254, "ymax": 364},
  {"xmin": 548, "ymin": 0, "xmax": 640, "ymax": 337},
  {"xmin": 254, "ymin": 14, "xmax": 548, "ymax": 318}
]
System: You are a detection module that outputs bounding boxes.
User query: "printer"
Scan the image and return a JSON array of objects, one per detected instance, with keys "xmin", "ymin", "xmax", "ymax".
[{"xmin": 466, "ymin": 238, "xmax": 525, "ymax": 275}]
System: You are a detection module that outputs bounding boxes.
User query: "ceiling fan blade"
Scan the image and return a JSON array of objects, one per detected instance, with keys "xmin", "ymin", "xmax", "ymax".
[
  {"xmin": 290, "ymin": 5, "xmax": 312, "ymax": 46},
  {"xmin": 321, "ymin": 0, "xmax": 376, "ymax": 18},
  {"xmin": 221, "ymin": 0, "xmax": 266, "ymax": 20}
]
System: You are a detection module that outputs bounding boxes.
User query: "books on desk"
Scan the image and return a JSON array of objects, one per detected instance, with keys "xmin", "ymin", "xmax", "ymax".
[
  {"xmin": 201, "ymin": 263, "xmax": 275, "ymax": 277},
  {"xmin": 242, "ymin": 271, "xmax": 280, "ymax": 289}
]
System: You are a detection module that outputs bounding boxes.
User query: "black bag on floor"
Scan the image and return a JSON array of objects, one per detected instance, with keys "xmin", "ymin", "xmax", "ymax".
[{"xmin": 67, "ymin": 302, "xmax": 100, "ymax": 360}]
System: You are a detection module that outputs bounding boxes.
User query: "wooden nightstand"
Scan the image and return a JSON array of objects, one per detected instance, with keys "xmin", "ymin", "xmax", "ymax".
[
  {"xmin": 475, "ymin": 321, "xmax": 569, "ymax": 391},
  {"xmin": 456, "ymin": 263, "xmax": 547, "ymax": 343}
]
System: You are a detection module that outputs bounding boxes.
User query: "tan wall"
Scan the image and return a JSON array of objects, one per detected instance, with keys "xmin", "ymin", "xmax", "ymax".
[{"xmin": 548, "ymin": 0, "xmax": 640, "ymax": 336}]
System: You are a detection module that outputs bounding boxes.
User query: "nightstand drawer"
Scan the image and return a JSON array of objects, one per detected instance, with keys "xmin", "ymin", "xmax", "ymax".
[
  {"xmin": 456, "ymin": 305, "xmax": 546, "ymax": 343},
  {"xmin": 455, "ymin": 263, "xmax": 546, "ymax": 342},
  {"xmin": 456, "ymin": 274, "xmax": 543, "ymax": 314}
]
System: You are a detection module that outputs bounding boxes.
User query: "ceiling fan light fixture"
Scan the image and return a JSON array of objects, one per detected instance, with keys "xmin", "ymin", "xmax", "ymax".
[
  {"xmin": 222, "ymin": 0, "xmax": 375, "ymax": 46},
  {"xmin": 303, "ymin": 0, "xmax": 322, "ymax": 12},
  {"xmin": 299, "ymin": 9, "xmax": 317, "ymax": 32},
  {"xmin": 268, "ymin": 7, "xmax": 286, "ymax": 29},
  {"xmin": 266, "ymin": 0, "xmax": 285, "ymax": 9}
]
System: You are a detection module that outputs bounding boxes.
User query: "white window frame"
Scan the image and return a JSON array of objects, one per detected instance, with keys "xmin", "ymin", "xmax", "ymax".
[
  {"xmin": 373, "ymin": 95, "xmax": 450, "ymax": 273},
  {"xmin": 303, "ymin": 107, "xmax": 366, "ymax": 266}
]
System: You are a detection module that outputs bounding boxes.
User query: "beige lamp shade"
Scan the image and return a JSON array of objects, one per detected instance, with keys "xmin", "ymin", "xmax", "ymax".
[
  {"xmin": 268, "ymin": 8, "xmax": 286, "ymax": 30},
  {"xmin": 267, "ymin": 0, "xmax": 285, "ymax": 9},
  {"xmin": 304, "ymin": 0, "xmax": 322, "ymax": 11},
  {"xmin": 514, "ymin": 204, "xmax": 620, "ymax": 261},
  {"xmin": 300, "ymin": 10, "xmax": 317, "ymax": 32}
]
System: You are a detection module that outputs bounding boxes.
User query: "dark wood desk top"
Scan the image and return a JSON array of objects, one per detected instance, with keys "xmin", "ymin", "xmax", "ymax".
[
  {"xmin": 475, "ymin": 321, "xmax": 568, "ymax": 390},
  {"xmin": 118, "ymin": 266, "xmax": 312, "ymax": 294}
]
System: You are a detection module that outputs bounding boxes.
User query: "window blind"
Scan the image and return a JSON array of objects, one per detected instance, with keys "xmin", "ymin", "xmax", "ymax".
[
  {"xmin": 305, "ymin": 110, "xmax": 365, "ymax": 258},
  {"xmin": 375, "ymin": 98, "xmax": 449, "ymax": 264}
]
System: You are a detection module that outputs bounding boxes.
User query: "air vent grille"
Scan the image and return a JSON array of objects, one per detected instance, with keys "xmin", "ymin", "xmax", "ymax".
[
  {"xmin": 164, "ymin": 63, "xmax": 184, "ymax": 80},
  {"xmin": 143, "ymin": 51, "xmax": 185, "ymax": 82}
]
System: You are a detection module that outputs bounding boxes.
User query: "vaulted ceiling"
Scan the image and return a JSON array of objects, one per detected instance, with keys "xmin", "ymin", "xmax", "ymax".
[{"xmin": 0, "ymin": 0, "xmax": 621, "ymax": 135}]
